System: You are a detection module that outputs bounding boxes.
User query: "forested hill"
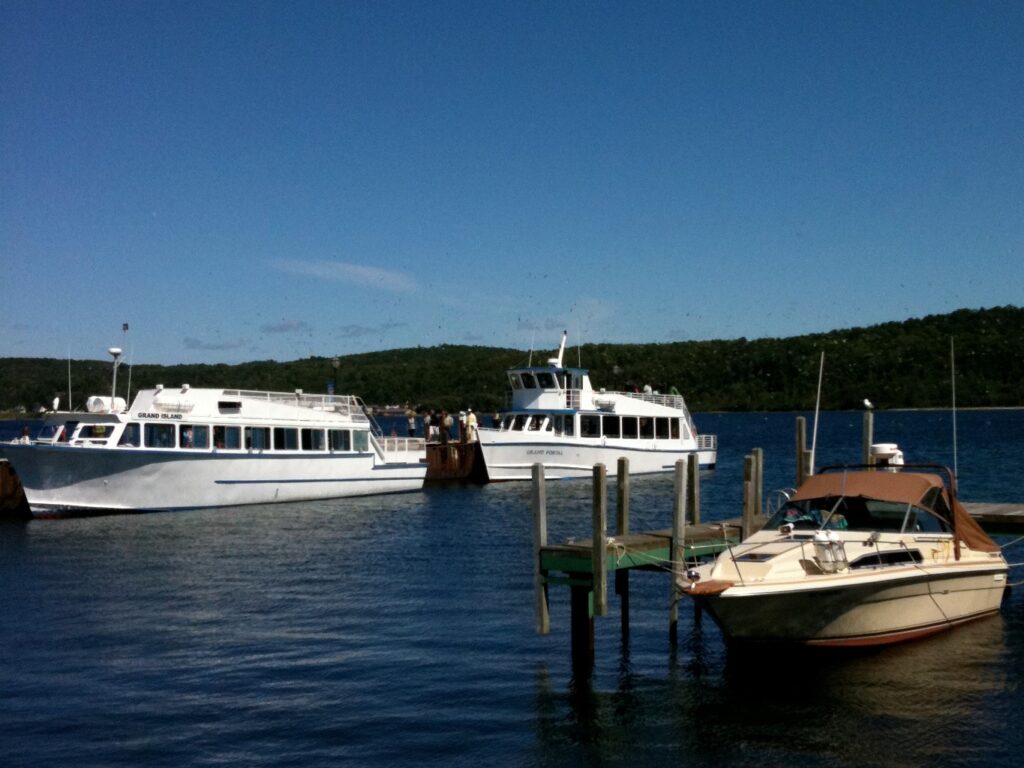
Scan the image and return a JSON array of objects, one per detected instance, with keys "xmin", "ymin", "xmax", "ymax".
[{"xmin": 2, "ymin": 306, "xmax": 1022, "ymax": 414}]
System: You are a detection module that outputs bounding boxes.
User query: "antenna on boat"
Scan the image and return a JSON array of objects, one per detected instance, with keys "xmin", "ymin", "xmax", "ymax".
[
  {"xmin": 809, "ymin": 350, "xmax": 825, "ymax": 474},
  {"xmin": 122, "ymin": 322, "xmax": 132, "ymax": 405},
  {"xmin": 528, "ymin": 330, "xmax": 535, "ymax": 366},
  {"xmin": 67, "ymin": 344, "xmax": 72, "ymax": 412},
  {"xmin": 951, "ymin": 336, "xmax": 958, "ymax": 480},
  {"xmin": 550, "ymin": 330, "xmax": 567, "ymax": 368},
  {"xmin": 108, "ymin": 346, "xmax": 124, "ymax": 413}
]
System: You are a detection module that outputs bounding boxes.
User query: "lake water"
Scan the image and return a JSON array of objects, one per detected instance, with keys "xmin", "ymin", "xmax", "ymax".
[{"xmin": 2, "ymin": 410, "xmax": 1023, "ymax": 767}]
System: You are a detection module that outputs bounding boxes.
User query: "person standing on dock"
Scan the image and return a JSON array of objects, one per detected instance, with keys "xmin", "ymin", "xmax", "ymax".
[
  {"xmin": 466, "ymin": 409, "xmax": 478, "ymax": 443},
  {"xmin": 406, "ymin": 408, "xmax": 416, "ymax": 437}
]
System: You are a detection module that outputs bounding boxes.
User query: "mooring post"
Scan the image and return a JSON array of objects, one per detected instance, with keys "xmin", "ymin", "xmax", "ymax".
[
  {"xmin": 686, "ymin": 452, "xmax": 700, "ymax": 524},
  {"xmin": 592, "ymin": 463, "xmax": 608, "ymax": 617},
  {"xmin": 742, "ymin": 454, "xmax": 757, "ymax": 540},
  {"xmin": 863, "ymin": 410, "xmax": 874, "ymax": 465},
  {"xmin": 753, "ymin": 447, "xmax": 763, "ymax": 519},
  {"xmin": 615, "ymin": 457, "xmax": 630, "ymax": 641},
  {"xmin": 795, "ymin": 416, "xmax": 807, "ymax": 486},
  {"xmin": 669, "ymin": 458, "xmax": 688, "ymax": 643},
  {"xmin": 532, "ymin": 463, "xmax": 549, "ymax": 635}
]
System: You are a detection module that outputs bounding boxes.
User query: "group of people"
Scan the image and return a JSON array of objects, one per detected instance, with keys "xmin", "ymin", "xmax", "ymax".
[{"xmin": 404, "ymin": 408, "xmax": 478, "ymax": 443}]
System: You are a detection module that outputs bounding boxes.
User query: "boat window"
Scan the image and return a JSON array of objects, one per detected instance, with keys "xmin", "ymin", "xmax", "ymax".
[
  {"xmin": 677, "ymin": 419, "xmax": 688, "ymax": 440},
  {"xmin": 656, "ymin": 418, "xmax": 670, "ymax": 439},
  {"xmin": 621, "ymin": 417, "xmax": 638, "ymax": 439},
  {"xmin": 513, "ymin": 415, "xmax": 528, "ymax": 431},
  {"xmin": 273, "ymin": 427, "xmax": 299, "ymax": 450},
  {"xmin": 555, "ymin": 373, "xmax": 566, "ymax": 390},
  {"xmin": 118, "ymin": 423, "xmax": 141, "ymax": 447},
  {"xmin": 509, "ymin": 373, "xmax": 523, "ymax": 390},
  {"xmin": 850, "ymin": 549, "xmax": 923, "ymax": 570},
  {"xmin": 180, "ymin": 424, "xmax": 208, "ymax": 449},
  {"xmin": 78, "ymin": 424, "xmax": 111, "ymax": 442},
  {"xmin": 671, "ymin": 419, "xmax": 681, "ymax": 440},
  {"xmin": 922, "ymin": 488, "xmax": 954, "ymax": 527},
  {"xmin": 528, "ymin": 416, "xmax": 545, "ymax": 431},
  {"xmin": 214, "ymin": 425, "xmax": 241, "ymax": 449},
  {"xmin": 521, "ymin": 373, "xmax": 537, "ymax": 389},
  {"xmin": 536, "ymin": 372, "xmax": 556, "ymax": 389},
  {"xmin": 330, "ymin": 429, "xmax": 351, "ymax": 451},
  {"xmin": 218, "ymin": 400, "xmax": 242, "ymax": 412},
  {"xmin": 639, "ymin": 418, "xmax": 654, "ymax": 439},
  {"xmin": 581, "ymin": 415, "xmax": 601, "ymax": 438},
  {"xmin": 905, "ymin": 507, "xmax": 949, "ymax": 533},
  {"xmin": 144, "ymin": 423, "xmax": 175, "ymax": 448},
  {"xmin": 563, "ymin": 414, "xmax": 574, "ymax": 437},
  {"xmin": 602, "ymin": 415, "xmax": 620, "ymax": 438},
  {"xmin": 245, "ymin": 427, "xmax": 270, "ymax": 450},
  {"xmin": 38, "ymin": 423, "xmax": 65, "ymax": 441},
  {"xmin": 767, "ymin": 496, "xmax": 916, "ymax": 533},
  {"xmin": 302, "ymin": 428, "xmax": 326, "ymax": 451},
  {"xmin": 353, "ymin": 430, "xmax": 369, "ymax": 451}
]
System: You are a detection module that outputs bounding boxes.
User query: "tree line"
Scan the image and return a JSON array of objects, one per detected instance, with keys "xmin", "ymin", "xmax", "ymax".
[{"xmin": 1, "ymin": 306, "xmax": 1021, "ymax": 415}]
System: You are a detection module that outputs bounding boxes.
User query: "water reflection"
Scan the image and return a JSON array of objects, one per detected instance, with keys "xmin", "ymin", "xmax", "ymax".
[{"xmin": 534, "ymin": 614, "xmax": 1013, "ymax": 767}]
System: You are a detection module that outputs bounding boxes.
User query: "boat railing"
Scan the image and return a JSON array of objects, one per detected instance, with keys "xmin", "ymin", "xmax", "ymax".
[
  {"xmin": 696, "ymin": 434, "xmax": 717, "ymax": 451},
  {"xmin": 380, "ymin": 436, "xmax": 427, "ymax": 454},
  {"xmin": 223, "ymin": 389, "xmax": 372, "ymax": 423},
  {"xmin": 620, "ymin": 390, "xmax": 688, "ymax": 410}
]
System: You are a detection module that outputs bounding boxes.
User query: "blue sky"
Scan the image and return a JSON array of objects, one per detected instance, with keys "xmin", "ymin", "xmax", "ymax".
[{"xmin": 2, "ymin": 1, "xmax": 1021, "ymax": 364}]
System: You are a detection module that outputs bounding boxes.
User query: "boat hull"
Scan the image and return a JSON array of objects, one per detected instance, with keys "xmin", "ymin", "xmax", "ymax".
[
  {"xmin": 694, "ymin": 566, "xmax": 1007, "ymax": 646},
  {"xmin": 0, "ymin": 444, "xmax": 426, "ymax": 514},
  {"xmin": 477, "ymin": 436, "xmax": 716, "ymax": 481}
]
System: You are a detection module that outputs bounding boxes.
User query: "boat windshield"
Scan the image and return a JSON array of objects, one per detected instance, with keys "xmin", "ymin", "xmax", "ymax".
[{"xmin": 765, "ymin": 495, "xmax": 950, "ymax": 534}]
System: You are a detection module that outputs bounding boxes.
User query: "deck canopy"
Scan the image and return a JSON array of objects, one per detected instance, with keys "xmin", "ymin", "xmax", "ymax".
[{"xmin": 792, "ymin": 470, "xmax": 999, "ymax": 553}]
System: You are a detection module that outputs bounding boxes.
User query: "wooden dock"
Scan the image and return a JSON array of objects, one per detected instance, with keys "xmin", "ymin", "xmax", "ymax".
[
  {"xmin": 532, "ymin": 428, "xmax": 1024, "ymax": 674},
  {"xmin": 424, "ymin": 441, "xmax": 488, "ymax": 484}
]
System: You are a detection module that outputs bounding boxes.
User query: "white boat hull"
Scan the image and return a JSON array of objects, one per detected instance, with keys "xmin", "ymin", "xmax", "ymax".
[
  {"xmin": 695, "ymin": 565, "xmax": 1007, "ymax": 646},
  {"xmin": 477, "ymin": 433, "xmax": 716, "ymax": 481},
  {"xmin": 1, "ymin": 443, "xmax": 425, "ymax": 514}
]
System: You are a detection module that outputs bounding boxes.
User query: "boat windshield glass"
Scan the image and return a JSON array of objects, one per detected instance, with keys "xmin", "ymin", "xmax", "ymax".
[
  {"xmin": 765, "ymin": 495, "xmax": 948, "ymax": 534},
  {"xmin": 536, "ymin": 373, "xmax": 556, "ymax": 389},
  {"xmin": 521, "ymin": 373, "xmax": 537, "ymax": 389}
]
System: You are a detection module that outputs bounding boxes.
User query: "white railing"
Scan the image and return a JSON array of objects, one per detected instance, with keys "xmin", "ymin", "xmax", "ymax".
[
  {"xmin": 222, "ymin": 390, "xmax": 371, "ymax": 423},
  {"xmin": 620, "ymin": 390, "xmax": 688, "ymax": 410},
  {"xmin": 697, "ymin": 434, "xmax": 717, "ymax": 451}
]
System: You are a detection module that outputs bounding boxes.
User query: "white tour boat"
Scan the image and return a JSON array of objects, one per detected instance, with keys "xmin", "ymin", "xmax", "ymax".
[
  {"xmin": 476, "ymin": 332, "xmax": 717, "ymax": 481},
  {"xmin": 684, "ymin": 459, "xmax": 1008, "ymax": 646},
  {"xmin": 1, "ymin": 354, "xmax": 426, "ymax": 515}
]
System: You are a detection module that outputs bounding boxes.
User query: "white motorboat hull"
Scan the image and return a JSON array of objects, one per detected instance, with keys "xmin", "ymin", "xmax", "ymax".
[
  {"xmin": 1, "ymin": 443, "xmax": 426, "ymax": 514},
  {"xmin": 695, "ymin": 565, "xmax": 1007, "ymax": 646}
]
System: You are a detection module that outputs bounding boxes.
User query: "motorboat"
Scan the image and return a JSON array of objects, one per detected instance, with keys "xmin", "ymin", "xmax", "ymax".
[
  {"xmin": 685, "ymin": 460, "xmax": 1008, "ymax": 646},
  {"xmin": 476, "ymin": 332, "xmax": 716, "ymax": 481},
  {"xmin": 1, "ymin": 354, "xmax": 426, "ymax": 515}
]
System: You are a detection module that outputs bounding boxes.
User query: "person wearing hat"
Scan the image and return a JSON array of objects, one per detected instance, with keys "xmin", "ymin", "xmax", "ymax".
[{"xmin": 466, "ymin": 408, "xmax": 478, "ymax": 443}]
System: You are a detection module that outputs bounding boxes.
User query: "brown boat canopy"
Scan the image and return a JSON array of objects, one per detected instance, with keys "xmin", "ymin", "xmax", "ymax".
[{"xmin": 791, "ymin": 471, "xmax": 999, "ymax": 554}]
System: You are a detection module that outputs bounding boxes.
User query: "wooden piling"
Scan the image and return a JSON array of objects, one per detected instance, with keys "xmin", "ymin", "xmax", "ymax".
[
  {"xmin": 686, "ymin": 452, "xmax": 700, "ymax": 524},
  {"xmin": 532, "ymin": 463, "xmax": 550, "ymax": 635},
  {"xmin": 615, "ymin": 458, "xmax": 630, "ymax": 641},
  {"xmin": 796, "ymin": 416, "xmax": 807, "ymax": 486},
  {"xmin": 863, "ymin": 410, "xmax": 875, "ymax": 465},
  {"xmin": 592, "ymin": 463, "xmax": 607, "ymax": 618},
  {"xmin": 742, "ymin": 454, "xmax": 758, "ymax": 540},
  {"xmin": 753, "ymin": 447, "xmax": 763, "ymax": 519},
  {"xmin": 669, "ymin": 459, "xmax": 688, "ymax": 642}
]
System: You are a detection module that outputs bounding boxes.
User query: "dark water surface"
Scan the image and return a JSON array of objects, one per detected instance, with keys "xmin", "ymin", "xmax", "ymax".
[{"xmin": 3, "ymin": 411, "xmax": 1023, "ymax": 767}]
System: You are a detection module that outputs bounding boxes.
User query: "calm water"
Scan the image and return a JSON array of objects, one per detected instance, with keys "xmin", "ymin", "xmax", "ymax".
[{"xmin": 2, "ymin": 410, "xmax": 1023, "ymax": 767}]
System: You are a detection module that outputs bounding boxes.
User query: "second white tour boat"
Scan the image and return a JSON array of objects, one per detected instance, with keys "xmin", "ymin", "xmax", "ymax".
[{"xmin": 476, "ymin": 333, "xmax": 717, "ymax": 481}]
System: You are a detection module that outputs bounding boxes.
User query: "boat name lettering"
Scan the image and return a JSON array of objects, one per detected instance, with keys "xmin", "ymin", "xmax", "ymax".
[
  {"xmin": 138, "ymin": 412, "xmax": 183, "ymax": 420},
  {"xmin": 527, "ymin": 449, "xmax": 563, "ymax": 456}
]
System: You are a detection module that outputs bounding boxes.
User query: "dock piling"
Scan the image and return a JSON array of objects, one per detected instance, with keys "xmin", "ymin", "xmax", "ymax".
[
  {"xmin": 592, "ymin": 463, "xmax": 608, "ymax": 617},
  {"xmin": 532, "ymin": 463, "xmax": 550, "ymax": 635},
  {"xmin": 669, "ymin": 459, "xmax": 689, "ymax": 643},
  {"xmin": 615, "ymin": 458, "xmax": 630, "ymax": 641}
]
